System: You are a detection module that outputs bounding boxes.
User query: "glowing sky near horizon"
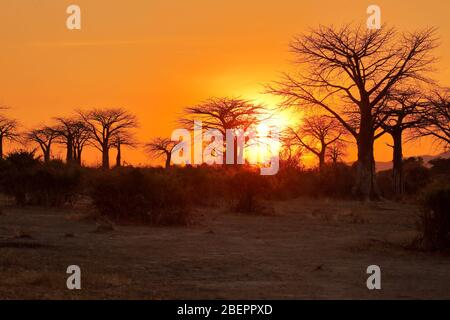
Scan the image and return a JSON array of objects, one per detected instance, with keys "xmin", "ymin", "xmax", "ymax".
[{"xmin": 0, "ymin": 0, "xmax": 449, "ymax": 166}]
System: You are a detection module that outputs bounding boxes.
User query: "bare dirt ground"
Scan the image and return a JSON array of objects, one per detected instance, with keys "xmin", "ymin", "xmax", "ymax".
[{"xmin": 0, "ymin": 198, "xmax": 449, "ymax": 299}]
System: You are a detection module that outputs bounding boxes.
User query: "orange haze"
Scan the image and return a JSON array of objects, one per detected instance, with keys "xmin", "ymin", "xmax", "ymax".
[{"xmin": 0, "ymin": 0, "xmax": 449, "ymax": 166}]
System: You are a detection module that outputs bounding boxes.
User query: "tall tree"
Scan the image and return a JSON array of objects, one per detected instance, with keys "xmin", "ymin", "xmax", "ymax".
[
  {"xmin": 145, "ymin": 137, "xmax": 177, "ymax": 169},
  {"xmin": 327, "ymin": 140, "xmax": 348, "ymax": 165},
  {"xmin": 269, "ymin": 24, "xmax": 437, "ymax": 198},
  {"xmin": 111, "ymin": 131, "xmax": 136, "ymax": 167},
  {"xmin": 78, "ymin": 108, "xmax": 138, "ymax": 169},
  {"xmin": 378, "ymin": 88, "xmax": 425, "ymax": 195},
  {"xmin": 287, "ymin": 115, "xmax": 344, "ymax": 171},
  {"xmin": 0, "ymin": 116, "xmax": 19, "ymax": 159},
  {"xmin": 279, "ymin": 136, "xmax": 305, "ymax": 170},
  {"xmin": 71, "ymin": 121, "xmax": 91, "ymax": 165},
  {"xmin": 418, "ymin": 88, "xmax": 450, "ymax": 146},
  {"xmin": 53, "ymin": 117, "xmax": 80, "ymax": 164},
  {"xmin": 27, "ymin": 127, "xmax": 59, "ymax": 163}
]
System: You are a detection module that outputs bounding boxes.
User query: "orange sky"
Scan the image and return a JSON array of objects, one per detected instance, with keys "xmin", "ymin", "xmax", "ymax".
[{"xmin": 0, "ymin": 0, "xmax": 449, "ymax": 166}]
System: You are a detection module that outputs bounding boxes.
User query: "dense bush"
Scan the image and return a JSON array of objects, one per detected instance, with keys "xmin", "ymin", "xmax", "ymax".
[
  {"xmin": 0, "ymin": 148, "xmax": 446, "ymax": 228},
  {"xmin": 403, "ymin": 157, "xmax": 431, "ymax": 194},
  {"xmin": 317, "ymin": 163, "xmax": 355, "ymax": 198},
  {"xmin": 229, "ymin": 169, "xmax": 269, "ymax": 213},
  {"xmin": 171, "ymin": 165, "xmax": 229, "ymax": 206},
  {"xmin": 90, "ymin": 168, "xmax": 191, "ymax": 225},
  {"xmin": 0, "ymin": 151, "xmax": 41, "ymax": 205},
  {"xmin": 429, "ymin": 158, "xmax": 450, "ymax": 176},
  {"xmin": 417, "ymin": 185, "xmax": 450, "ymax": 251},
  {"xmin": 0, "ymin": 151, "xmax": 82, "ymax": 206},
  {"xmin": 267, "ymin": 163, "xmax": 355, "ymax": 199},
  {"xmin": 28, "ymin": 161, "xmax": 82, "ymax": 206},
  {"xmin": 377, "ymin": 157, "xmax": 434, "ymax": 199},
  {"xmin": 376, "ymin": 169, "xmax": 394, "ymax": 199}
]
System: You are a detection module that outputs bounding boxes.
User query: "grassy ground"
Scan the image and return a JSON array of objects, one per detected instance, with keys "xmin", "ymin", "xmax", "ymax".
[{"xmin": 0, "ymin": 198, "xmax": 449, "ymax": 299}]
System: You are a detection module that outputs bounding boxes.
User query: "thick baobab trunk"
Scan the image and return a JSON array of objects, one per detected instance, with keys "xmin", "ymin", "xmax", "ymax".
[
  {"xmin": 165, "ymin": 151, "xmax": 171, "ymax": 169},
  {"xmin": 354, "ymin": 139, "xmax": 377, "ymax": 199},
  {"xmin": 66, "ymin": 138, "xmax": 73, "ymax": 164},
  {"xmin": 76, "ymin": 148, "xmax": 83, "ymax": 166},
  {"xmin": 233, "ymin": 137, "xmax": 239, "ymax": 165},
  {"xmin": 318, "ymin": 149, "xmax": 326, "ymax": 172},
  {"xmin": 331, "ymin": 155, "xmax": 338, "ymax": 166},
  {"xmin": 44, "ymin": 149, "xmax": 51, "ymax": 163},
  {"xmin": 102, "ymin": 146, "xmax": 110, "ymax": 169},
  {"xmin": 116, "ymin": 141, "xmax": 121, "ymax": 168},
  {"xmin": 73, "ymin": 147, "xmax": 78, "ymax": 165},
  {"xmin": 392, "ymin": 131, "xmax": 404, "ymax": 196},
  {"xmin": 353, "ymin": 109, "xmax": 379, "ymax": 199}
]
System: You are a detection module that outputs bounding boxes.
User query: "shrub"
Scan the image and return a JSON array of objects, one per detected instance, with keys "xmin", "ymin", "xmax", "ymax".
[
  {"xmin": 429, "ymin": 158, "xmax": 450, "ymax": 176},
  {"xmin": 90, "ymin": 168, "xmax": 191, "ymax": 225},
  {"xmin": 377, "ymin": 157, "xmax": 432, "ymax": 199},
  {"xmin": 318, "ymin": 163, "xmax": 355, "ymax": 198},
  {"xmin": 377, "ymin": 169, "xmax": 394, "ymax": 199},
  {"xmin": 229, "ymin": 169, "xmax": 270, "ymax": 214},
  {"xmin": 268, "ymin": 163, "xmax": 355, "ymax": 200},
  {"xmin": 0, "ymin": 151, "xmax": 40, "ymax": 205},
  {"xmin": 403, "ymin": 157, "xmax": 431, "ymax": 194},
  {"xmin": 172, "ymin": 165, "xmax": 229, "ymax": 206},
  {"xmin": 417, "ymin": 185, "xmax": 450, "ymax": 251},
  {"xmin": 28, "ymin": 161, "xmax": 82, "ymax": 206},
  {"xmin": 0, "ymin": 153, "xmax": 82, "ymax": 207}
]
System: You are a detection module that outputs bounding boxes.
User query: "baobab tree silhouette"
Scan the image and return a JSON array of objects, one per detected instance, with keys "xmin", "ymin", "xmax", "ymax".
[{"xmin": 269, "ymin": 24, "xmax": 438, "ymax": 199}]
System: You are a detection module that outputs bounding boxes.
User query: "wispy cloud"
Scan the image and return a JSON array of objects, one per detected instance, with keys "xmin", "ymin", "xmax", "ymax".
[{"xmin": 27, "ymin": 39, "xmax": 156, "ymax": 47}]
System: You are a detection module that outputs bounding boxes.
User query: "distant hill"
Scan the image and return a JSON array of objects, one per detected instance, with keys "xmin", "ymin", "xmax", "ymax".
[{"xmin": 375, "ymin": 150, "xmax": 450, "ymax": 172}]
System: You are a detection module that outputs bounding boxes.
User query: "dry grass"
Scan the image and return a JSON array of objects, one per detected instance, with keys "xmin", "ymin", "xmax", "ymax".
[{"xmin": 0, "ymin": 199, "xmax": 449, "ymax": 299}]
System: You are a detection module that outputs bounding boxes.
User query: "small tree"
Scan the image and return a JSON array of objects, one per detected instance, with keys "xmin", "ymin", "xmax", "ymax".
[
  {"xmin": 378, "ymin": 88, "xmax": 425, "ymax": 195},
  {"xmin": 71, "ymin": 121, "xmax": 91, "ymax": 165},
  {"xmin": 53, "ymin": 117, "xmax": 89, "ymax": 164},
  {"xmin": 0, "ymin": 116, "xmax": 19, "ymax": 159},
  {"xmin": 287, "ymin": 115, "xmax": 344, "ymax": 171},
  {"xmin": 146, "ymin": 137, "xmax": 177, "ymax": 169},
  {"xmin": 418, "ymin": 88, "xmax": 450, "ymax": 147},
  {"xmin": 27, "ymin": 127, "xmax": 59, "ymax": 163},
  {"xmin": 78, "ymin": 108, "xmax": 138, "ymax": 169},
  {"xmin": 279, "ymin": 135, "xmax": 305, "ymax": 170},
  {"xmin": 328, "ymin": 140, "xmax": 348, "ymax": 165},
  {"xmin": 111, "ymin": 131, "xmax": 136, "ymax": 167}
]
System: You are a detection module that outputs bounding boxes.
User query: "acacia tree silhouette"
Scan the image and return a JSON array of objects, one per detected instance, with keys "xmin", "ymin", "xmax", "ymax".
[
  {"xmin": 146, "ymin": 137, "xmax": 177, "ymax": 169},
  {"xmin": 27, "ymin": 127, "xmax": 59, "ymax": 163},
  {"xmin": 269, "ymin": 24, "xmax": 437, "ymax": 199},
  {"xmin": 111, "ymin": 131, "xmax": 136, "ymax": 167},
  {"xmin": 78, "ymin": 108, "xmax": 138, "ymax": 169},
  {"xmin": 378, "ymin": 88, "xmax": 426, "ymax": 196},
  {"xmin": 53, "ymin": 117, "xmax": 91, "ymax": 164},
  {"xmin": 418, "ymin": 89, "xmax": 450, "ymax": 146},
  {"xmin": 70, "ymin": 121, "xmax": 91, "ymax": 166},
  {"xmin": 287, "ymin": 115, "xmax": 344, "ymax": 171},
  {"xmin": 180, "ymin": 97, "xmax": 265, "ymax": 164},
  {"xmin": 0, "ymin": 115, "xmax": 19, "ymax": 159},
  {"xmin": 328, "ymin": 140, "xmax": 347, "ymax": 165},
  {"xmin": 279, "ymin": 135, "xmax": 305, "ymax": 170}
]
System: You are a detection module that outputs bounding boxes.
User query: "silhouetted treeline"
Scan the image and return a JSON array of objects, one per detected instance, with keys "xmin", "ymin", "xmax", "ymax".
[{"xmin": 2, "ymin": 150, "xmax": 448, "ymax": 210}]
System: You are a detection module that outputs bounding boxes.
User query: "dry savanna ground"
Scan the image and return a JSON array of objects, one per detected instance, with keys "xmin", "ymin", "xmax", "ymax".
[{"xmin": 0, "ymin": 198, "xmax": 449, "ymax": 299}]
